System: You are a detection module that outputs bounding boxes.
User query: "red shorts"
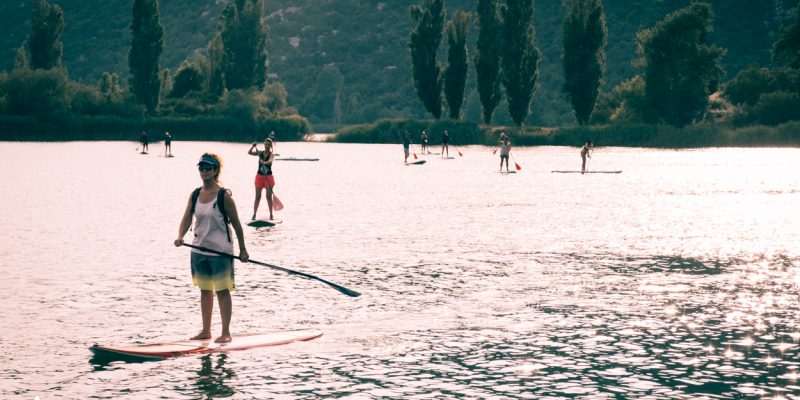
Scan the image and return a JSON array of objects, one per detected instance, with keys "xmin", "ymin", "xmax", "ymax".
[{"xmin": 254, "ymin": 174, "xmax": 275, "ymax": 190}]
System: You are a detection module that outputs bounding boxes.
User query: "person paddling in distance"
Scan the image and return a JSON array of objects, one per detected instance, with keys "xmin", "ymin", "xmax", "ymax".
[
  {"xmin": 248, "ymin": 137, "xmax": 276, "ymax": 220},
  {"xmin": 164, "ymin": 131, "xmax": 172, "ymax": 156},
  {"xmin": 403, "ymin": 130, "xmax": 413, "ymax": 163},
  {"xmin": 441, "ymin": 130, "xmax": 450, "ymax": 158},
  {"xmin": 174, "ymin": 153, "xmax": 249, "ymax": 344},
  {"xmin": 139, "ymin": 130, "xmax": 149, "ymax": 152},
  {"xmin": 499, "ymin": 138, "xmax": 511, "ymax": 171},
  {"xmin": 268, "ymin": 131, "xmax": 276, "ymax": 154},
  {"xmin": 420, "ymin": 129, "xmax": 429, "ymax": 154},
  {"xmin": 580, "ymin": 139, "xmax": 593, "ymax": 174}
]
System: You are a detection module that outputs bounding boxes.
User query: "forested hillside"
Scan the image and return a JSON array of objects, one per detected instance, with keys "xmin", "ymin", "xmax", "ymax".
[{"xmin": 1, "ymin": 0, "xmax": 797, "ymax": 127}]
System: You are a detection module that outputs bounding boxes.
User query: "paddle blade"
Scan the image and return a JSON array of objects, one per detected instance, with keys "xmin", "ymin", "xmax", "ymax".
[
  {"xmin": 492, "ymin": 149, "xmax": 497, "ymax": 155},
  {"xmin": 458, "ymin": 151, "xmax": 463, "ymax": 157},
  {"xmin": 515, "ymin": 162, "xmax": 522, "ymax": 171},
  {"xmin": 272, "ymin": 194, "xmax": 284, "ymax": 211},
  {"xmin": 413, "ymin": 152, "xmax": 417, "ymax": 160}
]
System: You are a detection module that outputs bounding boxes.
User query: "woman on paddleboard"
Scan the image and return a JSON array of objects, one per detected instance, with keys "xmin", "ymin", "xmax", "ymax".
[
  {"xmin": 580, "ymin": 139, "xmax": 593, "ymax": 174},
  {"xmin": 174, "ymin": 153, "xmax": 249, "ymax": 344},
  {"xmin": 248, "ymin": 137, "xmax": 276, "ymax": 220},
  {"xmin": 420, "ymin": 129, "xmax": 429, "ymax": 154}
]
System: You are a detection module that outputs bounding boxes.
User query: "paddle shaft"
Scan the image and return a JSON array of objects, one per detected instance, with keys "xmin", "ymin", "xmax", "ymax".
[{"xmin": 182, "ymin": 243, "xmax": 360, "ymax": 297}]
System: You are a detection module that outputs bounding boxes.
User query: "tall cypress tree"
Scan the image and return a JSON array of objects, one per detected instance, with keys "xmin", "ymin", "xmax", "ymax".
[
  {"xmin": 206, "ymin": 33, "xmax": 225, "ymax": 98},
  {"xmin": 474, "ymin": 0, "xmax": 503, "ymax": 124},
  {"xmin": 773, "ymin": 1, "xmax": 800, "ymax": 69},
  {"xmin": 409, "ymin": 0, "xmax": 446, "ymax": 119},
  {"xmin": 636, "ymin": 2, "xmax": 725, "ymax": 126},
  {"xmin": 500, "ymin": 0, "xmax": 541, "ymax": 126},
  {"xmin": 444, "ymin": 10, "xmax": 470, "ymax": 120},
  {"xmin": 562, "ymin": 0, "xmax": 607, "ymax": 125},
  {"xmin": 129, "ymin": 0, "xmax": 164, "ymax": 114},
  {"xmin": 29, "ymin": 0, "xmax": 64, "ymax": 70},
  {"xmin": 220, "ymin": 0, "xmax": 269, "ymax": 90}
]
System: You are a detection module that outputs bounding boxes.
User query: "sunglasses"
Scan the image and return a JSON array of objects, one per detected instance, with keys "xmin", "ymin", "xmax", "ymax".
[{"xmin": 198, "ymin": 165, "xmax": 216, "ymax": 172}]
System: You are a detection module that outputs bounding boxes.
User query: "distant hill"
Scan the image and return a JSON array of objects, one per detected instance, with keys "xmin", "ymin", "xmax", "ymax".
[{"xmin": 1, "ymin": 0, "xmax": 797, "ymax": 127}]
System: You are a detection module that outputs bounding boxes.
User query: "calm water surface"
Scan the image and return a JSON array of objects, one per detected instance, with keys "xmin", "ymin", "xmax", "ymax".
[{"xmin": 1, "ymin": 141, "xmax": 799, "ymax": 399}]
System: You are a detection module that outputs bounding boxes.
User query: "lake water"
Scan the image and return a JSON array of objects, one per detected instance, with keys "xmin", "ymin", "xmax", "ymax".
[{"xmin": 1, "ymin": 141, "xmax": 799, "ymax": 399}]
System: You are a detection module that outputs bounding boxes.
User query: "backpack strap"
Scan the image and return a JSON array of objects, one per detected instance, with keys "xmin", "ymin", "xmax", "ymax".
[
  {"xmin": 190, "ymin": 187, "xmax": 201, "ymax": 215},
  {"xmin": 215, "ymin": 188, "xmax": 232, "ymax": 242}
]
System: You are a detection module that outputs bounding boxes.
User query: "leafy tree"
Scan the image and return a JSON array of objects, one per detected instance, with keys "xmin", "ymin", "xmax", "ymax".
[
  {"xmin": 754, "ymin": 91, "xmax": 800, "ymax": 125},
  {"xmin": 14, "ymin": 45, "xmax": 30, "ymax": 71},
  {"xmin": 635, "ymin": 2, "xmax": 725, "ymax": 126},
  {"xmin": 409, "ymin": 0, "xmax": 446, "ymax": 119},
  {"xmin": 444, "ymin": 11, "xmax": 470, "ymax": 120},
  {"xmin": 220, "ymin": 0, "xmax": 269, "ymax": 90},
  {"xmin": 303, "ymin": 64, "xmax": 344, "ymax": 121},
  {"xmin": 562, "ymin": 0, "xmax": 607, "ymax": 125},
  {"xmin": 773, "ymin": 1, "xmax": 800, "ymax": 69},
  {"xmin": 28, "ymin": 0, "xmax": 64, "ymax": 70},
  {"xmin": 3, "ymin": 68, "xmax": 70, "ymax": 117},
  {"xmin": 500, "ymin": 0, "xmax": 541, "ymax": 126},
  {"xmin": 171, "ymin": 60, "xmax": 205, "ymax": 98},
  {"xmin": 474, "ymin": 0, "xmax": 503, "ymax": 124},
  {"xmin": 723, "ymin": 64, "xmax": 774, "ymax": 106},
  {"xmin": 100, "ymin": 72, "xmax": 123, "ymax": 101},
  {"xmin": 128, "ymin": 0, "xmax": 164, "ymax": 114}
]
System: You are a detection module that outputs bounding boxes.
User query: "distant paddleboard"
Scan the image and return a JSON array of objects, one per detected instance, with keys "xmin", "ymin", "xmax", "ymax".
[
  {"xmin": 90, "ymin": 330, "xmax": 323, "ymax": 361},
  {"xmin": 424, "ymin": 152, "xmax": 441, "ymax": 155},
  {"xmin": 406, "ymin": 160, "xmax": 426, "ymax": 165},
  {"xmin": 275, "ymin": 157, "xmax": 319, "ymax": 162},
  {"xmin": 247, "ymin": 219, "xmax": 282, "ymax": 228},
  {"xmin": 551, "ymin": 170, "xmax": 622, "ymax": 174},
  {"xmin": 140, "ymin": 151, "xmax": 148, "ymax": 155},
  {"xmin": 443, "ymin": 157, "xmax": 456, "ymax": 159},
  {"xmin": 165, "ymin": 154, "xmax": 175, "ymax": 158},
  {"xmin": 499, "ymin": 170, "xmax": 517, "ymax": 174}
]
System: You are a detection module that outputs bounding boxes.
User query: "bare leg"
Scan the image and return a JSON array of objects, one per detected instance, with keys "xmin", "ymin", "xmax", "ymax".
[
  {"xmin": 266, "ymin": 185, "xmax": 274, "ymax": 219},
  {"xmin": 191, "ymin": 290, "xmax": 213, "ymax": 340},
  {"xmin": 215, "ymin": 290, "xmax": 232, "ymax": 343},
  {"xmin": 253, "ymin": 187, "xmax": 262, "ymax": 219},
  {"xmin": 581, "ymin": 155, "xmax": 587, "ymax": 173}
]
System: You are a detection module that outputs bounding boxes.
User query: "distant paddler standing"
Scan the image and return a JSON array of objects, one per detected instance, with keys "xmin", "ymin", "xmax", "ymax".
[
  {"xmin": 164, "ymin": 131, "xmax": 172, "ymax": 156},
  {"xmin": 580, "ymin": 139, "xmax": 593, "ymax": 174},
  {"xmin": 499, "ymin": 138, "xmax": 511, "ymax": 172},
  {"xmin": 420, "ymin": 129, "xmax": 429, "ymax": 154},
  {"xmin": 403, "ymin": 130, "xmax": 413, "ymax": 163},
  {"xmin": 139, "ymin": 130, "xmax": 149, "ymax": 153},
  {"xmin": 441, "ymin": 130, "xmax": 450, "ymax": 158},
  {"xmin": 268, "ymin": 131, "xmax": 276, "ymax": 154}
]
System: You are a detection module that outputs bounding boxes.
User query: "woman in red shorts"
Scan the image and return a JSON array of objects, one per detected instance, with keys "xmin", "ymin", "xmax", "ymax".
[{"xmin": 247, "ymin": 137, "xmax": 276, "ymax": 220}]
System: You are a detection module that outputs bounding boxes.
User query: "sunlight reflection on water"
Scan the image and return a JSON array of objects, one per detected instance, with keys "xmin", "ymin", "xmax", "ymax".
[{"xmin": 0, "ymin": 142, "xmax": 799, "ymax": 398}]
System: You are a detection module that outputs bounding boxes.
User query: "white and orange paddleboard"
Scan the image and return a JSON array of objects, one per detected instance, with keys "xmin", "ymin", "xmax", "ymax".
[{"xmin": 90, "ymin": 330, "xmax": 322, "ymax": 360}]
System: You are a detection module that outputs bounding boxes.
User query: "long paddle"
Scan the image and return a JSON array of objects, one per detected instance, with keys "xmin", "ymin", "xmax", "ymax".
[{"xmin": 182, "ymin": 243, "xmax": 361, "ymax": 297}]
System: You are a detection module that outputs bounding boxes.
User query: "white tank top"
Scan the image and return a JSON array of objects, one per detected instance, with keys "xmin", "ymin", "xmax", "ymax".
[{"xmin": 191, "ymin": 192, "xmax": 233, "ymax": 256}]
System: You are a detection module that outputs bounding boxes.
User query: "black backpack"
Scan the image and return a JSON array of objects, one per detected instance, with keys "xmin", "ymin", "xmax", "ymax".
[{"xmin": 191, "ymin": 187, "xmax": 231, "ymax": 242}]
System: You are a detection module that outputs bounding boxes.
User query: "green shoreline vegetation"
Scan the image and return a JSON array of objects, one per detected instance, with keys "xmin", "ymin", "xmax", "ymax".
[{"xmin": 1, "ymin": 1, "xmax": 799, "ymax": 146}]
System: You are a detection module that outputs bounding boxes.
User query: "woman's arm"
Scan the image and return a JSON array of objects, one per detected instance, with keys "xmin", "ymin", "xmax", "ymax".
[
  {"xmin": 247, "ymin": 143, "xmax": 260, "ymax": 156},
  {"xmin": 223, "ymin": 190, "xmax": 249, "ymax": 262},
  {"xmin": 174, "ymin": 193, "xmax": 194, "ymax": 246}
]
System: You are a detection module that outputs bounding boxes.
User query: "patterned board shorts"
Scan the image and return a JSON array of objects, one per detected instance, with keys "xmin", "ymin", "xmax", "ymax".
[{"xmin": 190, "ymin": 252, "xmax": 235, "ymax": 292}]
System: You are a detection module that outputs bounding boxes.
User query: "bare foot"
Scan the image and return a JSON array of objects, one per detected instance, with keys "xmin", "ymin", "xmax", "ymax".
[
  {"xmin": 215, "ymin": 334, "xmax": 232, "ymax": 343},
  {"xmin": 191, "ymin": 331, "xmax": 212, "ymax": 340}
]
